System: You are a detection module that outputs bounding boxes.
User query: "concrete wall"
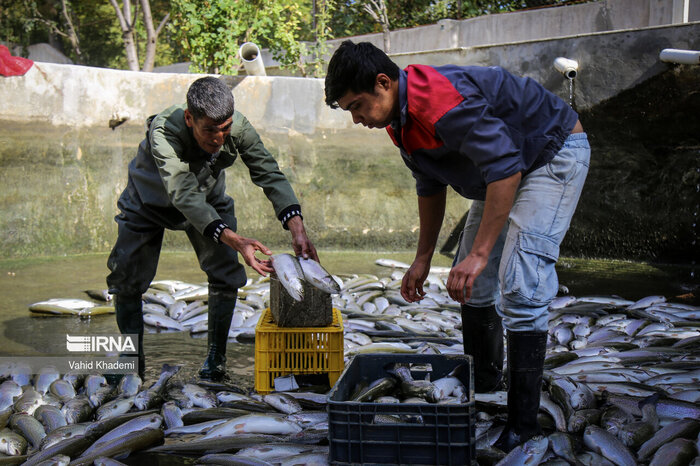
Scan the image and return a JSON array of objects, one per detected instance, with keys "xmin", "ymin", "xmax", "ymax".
[
  {"xmin": 0, "ymin": 65, "xmax": 347, "ymax": 131},
  {"xmin": 4, "ymin": 22, "xmax": 697, "ymax": 128},
  {"xmin": 324, "ymin": 0, "xmax": 693, "ymax": 54},
  {"xmin": 253, "ymin": 0, "xmax": 700, "ymax": 73},
  {"xmin": 390, "ymin": 22, "xmax": 700, "ymax": 111},
  {"xmin": 0, "ymin": 23, "xmax": 698, "ymax": 261}
]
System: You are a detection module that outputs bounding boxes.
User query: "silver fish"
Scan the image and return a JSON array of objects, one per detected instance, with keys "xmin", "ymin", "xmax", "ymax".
[
  {"xmin": 14, "ymin": 388, "xmax": 46, "ymax": 415},
  {"xmin": 352, "ymin": 377, "xmax": 397, "ymax": 402},
  {"xmin": 583, "ymin": 425, "xmax": 636, "ymax": 466},
  {"xmin": 649, "ymin": 438, "xmax": 697, "ymax": 466},
  {"xmin": 88, "ymin": 385, "xmax": 116, "ymax": 408},
  {"xmin": 70, "ymin": 428, "xmax": 163, "ymax": 466},
  {"xmin": 198, "ymin": 454, "xmax": 273, "ymax": 465},
  {"xmin": 540, "ymin": 391, "xmax": 567, "ymax": 432},
  {"xmin": 0, "ymin": 380, "xmax": 22, "ymax": 411},
  {"xmin": 143, "ymin": 289, "xmax": 175, "ymax": 306},
  {"xmin": 164, "ymin": 418, "xmax": 228, "ymax": 435},
  {"xmin": 95, "ymin": 396, "xmax": 135, "ymax": 421},
  {"xmin": 61, "ymin": 396, "xmax": 94, "ymax": 424},
  {"xmin": 627, "ymin": 295, "xmax": 666, "ymax": 310},
  {"xmin": 286, "ymin": 411, "xmax": 328, "ymax": 428},
  {"xmin": 547, "ymin": 432, "xmax": 582, "ymax": 466},
  {"xmin": 375, "ymin": 258, "xmax": 410, "ymax": 269},
  {"xmin": 49, "ymin": 379, "xmax": 76, "ymax": 402},
  {"xmin": 280, "ymin": 451, "xmax": 329, "ymax": 466},
  {"xmin": 495, "ymin": 435, "xmax": 548, "ymax": 465},
  {"xmin": 10, "ymin": 413, "xmax": 46, "ymax": 449},
  {"xmin": 81, "ymin": 413, "xmax": 162, "ymax": 458},
  {"xmin": 298, "ymin": 257, "xmax": 341, "ymax": 294},
  {"xmin": 548, "ymin": 375, "xmax": 596, "ymax": 417},
  {"xmin": 235, "ymin": 443, "xmax": 324, "ymax": 461},
  {"xmin": 577, "ymin": 451, "xmax": 615, "ymax": 466},
  {"xmin": 0, "ymin": 427, "xmax": 27, "ymax": 455},
  {"xmin": 182, "ymin": 383, "xmax": 217, "ymax": 409},
  {"xmin": 143, "ymin": 312, "xmax": 185, "ymax": 331},
  {"xmin": 637, "ymin": 419, "xmax": 700, "ymax": 460},
  {"xmin": 34, "ymin": 366, "xmax": 61, "ymax": 395},
  {"xmin": 117, "ymin": 373, "xmax": 142, "ymax": 397},
  {"xmin": 616, "ymin": 420, "xmax": 656, "ymax": 449},
  {"xmin": 271, "ymin": 253, "xmax": 305, "ymax": 301},
  {"xmin": 567, "ymin": 408, "xmax": 601, "ymax": 434},
  {"xmin": 39, "ymin": 423, "xmax": 89, "ymax": 450},
  {"xmin": 172, "ymin": 285, "xmax": 209, "ymax": 302},
  {"xmin": 85, "ymin": 375, "xmax": 108, "ymax": 396},
  {"xmin": 161, "ymin": 401, "xmax": 183, "ymax": 430},
  {"xmin": 203, "ymin": 413, "xmax": 302, "ymax": 437},
  {"xmin": 33, "ymin": 405, "xmax": 67, "ymax": 433},
  {"xmin": 263, "ymin": 393, "xmax": 303, "ymax": 415},
  {"xmin": 402, "ymin": 379, "xmax": 440, "ymax": 403}
]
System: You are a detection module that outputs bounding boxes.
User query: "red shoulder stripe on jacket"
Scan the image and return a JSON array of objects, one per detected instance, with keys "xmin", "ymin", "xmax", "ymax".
[
  {"xmin": 388, "ymin": 65, "xmax": 464, "ymax": 154},
  {"xmin": 406, "ymin": 65, "xmax": 464, "ymax": 127}
]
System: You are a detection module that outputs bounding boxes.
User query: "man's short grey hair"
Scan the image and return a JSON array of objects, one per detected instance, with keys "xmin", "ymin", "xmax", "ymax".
[{"xmin": 186, "ymin": 77, "xmax": 234, "ymax": 123}]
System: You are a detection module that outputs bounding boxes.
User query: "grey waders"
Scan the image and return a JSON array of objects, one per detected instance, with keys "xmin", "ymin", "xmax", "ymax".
[
  {"xmin": 199, "ymin": 288, "xmax": 237, "ymax": 381},
  {"xmin": 461, "ymin": 304, "xmax": 504, "ymax": 393},
  {"xmin": 494, "ymin": 330, "xmax": 547, "ymax": 453}
]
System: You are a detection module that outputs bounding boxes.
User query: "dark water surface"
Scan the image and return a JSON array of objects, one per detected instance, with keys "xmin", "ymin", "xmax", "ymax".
[{"xmin": 0, "ymin": 250, "xmax": 696, "ymax": 385}]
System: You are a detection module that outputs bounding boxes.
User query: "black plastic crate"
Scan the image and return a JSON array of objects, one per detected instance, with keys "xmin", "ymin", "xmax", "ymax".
[{"xmin": 328, "ymin": 353, "xmax": 476, "ymax": 465}]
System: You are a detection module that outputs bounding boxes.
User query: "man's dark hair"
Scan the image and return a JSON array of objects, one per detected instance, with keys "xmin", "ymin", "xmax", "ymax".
[
  {"xmin": 186, "ymin": 77, "xmax": 234, "ymax": 123},
  {"xmin": 324, "ymin": 40, "xmax": 399, "ymax": 109}
]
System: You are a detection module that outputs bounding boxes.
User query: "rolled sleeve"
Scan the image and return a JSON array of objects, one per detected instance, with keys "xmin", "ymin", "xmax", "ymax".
[{"xmin": 435, "ymin": 93, "xmax": 522, "ymax": 185}]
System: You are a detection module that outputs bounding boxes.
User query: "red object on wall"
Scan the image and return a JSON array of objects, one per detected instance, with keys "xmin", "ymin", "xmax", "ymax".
[{"xmin": 0, "ymin": 45, "xmax": 34, "ymax": 77}]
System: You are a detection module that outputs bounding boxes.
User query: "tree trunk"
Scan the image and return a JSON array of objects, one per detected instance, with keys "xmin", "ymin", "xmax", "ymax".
[
  {"xmin": 382, "ymin": 24, "xmax": 390, "ymax": 53},
  {"xmin": 59, "ymin": 0, "xmax": 81, "ymax": 61},
  {"xmin": 140, "ymin": 0, "xmax": 169, "ymax": 72},
  {"xmin": 109, "ymin": 0, "xmax": 139, "ymax": 71},
  {"xmin": 363, "ymin": 0, "xmax": 390, "ymax": 53}
]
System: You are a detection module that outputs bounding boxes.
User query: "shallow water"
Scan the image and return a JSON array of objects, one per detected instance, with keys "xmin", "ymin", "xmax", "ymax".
[{"xmin": 0, "ymin": 250, "xmax": 696, "ymax": 385}]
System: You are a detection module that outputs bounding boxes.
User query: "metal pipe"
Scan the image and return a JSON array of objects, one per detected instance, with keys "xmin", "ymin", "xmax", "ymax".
[
  {"xmin": 660, "ymin": 48, "xmax": 700, "ymax": 65},
  {"xmin": 553, "ymin": 57, "xmax": 578, "ymax": 79},
  {"xmin": 239, "ymin": 42, "xmax": 266, "ymax": 76}
]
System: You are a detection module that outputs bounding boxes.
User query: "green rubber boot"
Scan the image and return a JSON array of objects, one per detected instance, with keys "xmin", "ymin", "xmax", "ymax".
[{"xmin": 199, "ymin": 288, "xmax": 237, "ymax": 381}]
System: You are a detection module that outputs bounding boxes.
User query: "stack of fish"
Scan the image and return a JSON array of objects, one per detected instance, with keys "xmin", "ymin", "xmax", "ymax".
[
  {"xmin": 270, "ymin": 253, "xmax": 342, "ymax": 301},
  {"xmin": 19, "ymin": 258, "xmax": 700, "ymax": 465},
  {"xmin": 0, "ymin": 363, "xmax": 331, "ymax": 464}
]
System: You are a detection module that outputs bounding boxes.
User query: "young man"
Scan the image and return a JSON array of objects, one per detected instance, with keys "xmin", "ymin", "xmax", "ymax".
[
  {"xmin": 325, "ymin": 41, "xmax": 589, "ymax": 452},
  {"xmin": 107, "ymin": 76, "xmax": 317, "ymax": 382}
]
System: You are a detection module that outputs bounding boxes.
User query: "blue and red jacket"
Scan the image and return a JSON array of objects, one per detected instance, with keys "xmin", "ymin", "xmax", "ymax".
[{"xmin": 387, "ymin": 64, "xmax": 579, "ymax": 200}]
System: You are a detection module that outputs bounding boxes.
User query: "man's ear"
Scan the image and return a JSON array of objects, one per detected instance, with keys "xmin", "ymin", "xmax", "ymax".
[
  {"xmin": 376, "ymin": 73, "xmax": 392, "ymax": 91},
  {"xmin": 184, "ymin": 109, "xmax": 194, "ymax": 128}
]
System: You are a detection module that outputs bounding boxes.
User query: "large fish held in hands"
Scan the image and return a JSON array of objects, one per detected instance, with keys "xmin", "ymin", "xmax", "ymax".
[
  {"xmin": 271, "ymin": 254, "xmax": 341, "ymax": 300},
  {"xmin": 298, "ymin": 257, "xmax": 341, "ymax": 294},
  {"xmin": 270, "ymin": 254, "xmax": 305, "ymax": 301}
]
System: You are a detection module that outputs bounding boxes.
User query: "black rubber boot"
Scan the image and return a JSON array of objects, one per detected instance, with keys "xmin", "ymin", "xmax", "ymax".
[
  {"xmin": 107, "ymin": 294, "xmax": 145, "ymax": 384},
  {"xmin": 461, "ymin": 304, "xmax": 504, "ymax": 393},
  {"xmin": 199, "ymin": 288, "xmax": 237, "ymax": 381},
  {"xmin": 494, "ymin": 330, "xmax": 547, "ymax": 453}
]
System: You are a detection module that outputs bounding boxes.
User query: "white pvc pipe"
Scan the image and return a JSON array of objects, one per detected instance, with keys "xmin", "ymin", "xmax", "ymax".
[
  {"xmin": 239, "ymin": 42, "xmax": 267, "ymax": 76},
  {"xmin": 553, "ymin": 57, "xmax": 578, "ymax": 79},
  {"xmin": 660, "ymin": 48, "xmax": 700, "ymax": 65}
]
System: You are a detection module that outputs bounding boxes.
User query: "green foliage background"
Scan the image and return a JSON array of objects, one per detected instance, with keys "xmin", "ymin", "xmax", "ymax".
[{"xmin": 1, "ymin": 0, "xmax": 577, "ymax": 74}]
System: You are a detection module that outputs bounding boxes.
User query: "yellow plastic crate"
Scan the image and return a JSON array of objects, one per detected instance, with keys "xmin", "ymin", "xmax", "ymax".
[{"xmin": 255, "ymin": 307, "xmax": 344, "ymax": 394}]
